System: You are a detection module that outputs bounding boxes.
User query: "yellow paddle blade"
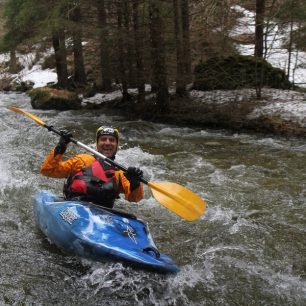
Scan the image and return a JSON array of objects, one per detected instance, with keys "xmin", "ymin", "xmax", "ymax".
[
  {"xmin": 148, "ymin": 181, "xmax": 206, "ymax": 221},
  {"xmin": 6, "ymin": 106, "xmax": 46, "ymax": 126}
]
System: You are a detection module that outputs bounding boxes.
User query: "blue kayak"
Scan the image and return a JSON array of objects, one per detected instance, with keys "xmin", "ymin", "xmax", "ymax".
[{"xmin": 33, "ymin": 191, "xmax": 178, "ymax": 273}]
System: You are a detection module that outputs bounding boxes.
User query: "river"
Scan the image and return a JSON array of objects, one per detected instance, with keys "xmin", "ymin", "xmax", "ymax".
[{"xmin": 1, "ymin": 92, "xmax": 306, "ymax": 306}]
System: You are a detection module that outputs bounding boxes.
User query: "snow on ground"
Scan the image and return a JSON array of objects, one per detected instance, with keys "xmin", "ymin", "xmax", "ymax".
[
  {"xmin": 229, "ymin": 5, "xmax": 306, "ymax": 126},
  {"xmin": 0, "ymin": 49, "xmax": 57, "ymax": 88},
  {"xmin": 231, "ymin": 5, "xmax": 306, "ymax": 87},
  {"xmin": 21, "ymin": 65, "xmax": 57, "ymax": 88},
  {"xmin": 81, "ymin": 84, "xmax": 153, "ymax": 107},
  {"xmin": 190, "ymin": 87, "xmax": 306, "ymax": 127},
  {"xmin": 247, "ymin": 89, "xmax": 306, "ymax": 127}
]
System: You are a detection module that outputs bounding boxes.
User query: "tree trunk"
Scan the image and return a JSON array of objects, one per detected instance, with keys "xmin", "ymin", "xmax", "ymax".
[
  {"xmin": 173, "ymin": 0, "xmax": 186, "ymax": 96},
  {"xmin": 181, "ymin": 0, "xmax": 192, "ymax": 83},
  {"xmin": 71, "ymin": 5, "xmax": 87, "ymax": 86},
  {"xmin": 132, "ymin": 0, "xmax": 145, "ymax": 103},
  {"xmin": 255, "ymin": 0, "xmax": 266, "ymax": 99},
  {"xmin": 287, "ymin": 1, "xmax": 294, "ymax": 80},
  {"xmin": 123, "ymin": 0, "xmax": 136, "ymax": 87},
  {"xmin": 116, "ymin": 0, "xmax": 131, "ymax": 101},
  {"xmin": 96, "ymin": 0, "xmax": 112, "ymax": 91},
  {"xmin": 52, "ymin": 30, "xmax": 68, "ymax": 89},
  {"xmin": 148, "ymin": 0, "xmax": 170, "ymax": 113},
  {"xmin": 9, "ymin": 50, "xmax": 18, "ymax": 74},
  {"xmin": 255, "ymin": 0, "xmax": 265, "ymax": 58}
]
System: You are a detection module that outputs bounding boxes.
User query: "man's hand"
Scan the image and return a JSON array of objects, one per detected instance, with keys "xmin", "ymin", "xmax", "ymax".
[
  {"xmin": 54, "ymin": 130, "xmax": 73, "ymax": 156},
  {"xmin": 125, "ymin": 167, "xmax": 143, "ymax": 191}
]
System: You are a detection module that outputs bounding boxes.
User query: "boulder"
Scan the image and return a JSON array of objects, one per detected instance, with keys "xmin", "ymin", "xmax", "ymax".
[
  {"xmin": 28, "ymin": 87, "xmax": 82, "ymax": 110},
  {"xmin": 193, "ymin": 55, "xmax": 292, "ymax": 91}
]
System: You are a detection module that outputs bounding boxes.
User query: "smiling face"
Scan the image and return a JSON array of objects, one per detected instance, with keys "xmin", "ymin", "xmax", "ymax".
[{"xmin": 96, "ymin": 135, "xmax": 118, "ymax": 158}]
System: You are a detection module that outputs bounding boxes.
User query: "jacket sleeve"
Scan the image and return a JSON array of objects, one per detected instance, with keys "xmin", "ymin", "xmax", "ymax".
[
  {"xmin": 40, "ymin": 148, "xmax": 95, "ymax": 178},
  {"xmin": 115, "ymin": 170, "xmax": 144, "ymax": 203}
]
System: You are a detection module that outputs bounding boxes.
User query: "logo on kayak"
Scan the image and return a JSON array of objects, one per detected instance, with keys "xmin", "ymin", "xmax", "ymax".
[
  {"xmin": 122, "ymin": 218, "xmax": 137, "ymax": 244},
  {"xmin": 60, "ymin": 207, "xmax": 78, "ymax": 224}
]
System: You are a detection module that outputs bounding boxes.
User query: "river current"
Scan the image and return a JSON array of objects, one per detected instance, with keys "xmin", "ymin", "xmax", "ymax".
[{"xmin": 0, "ymin": 92, "xmax": 306, "ymax": 306}]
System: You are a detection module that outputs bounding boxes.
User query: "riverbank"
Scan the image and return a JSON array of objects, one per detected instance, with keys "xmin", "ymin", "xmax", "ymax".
[{"xmin": 82, "ymin": 87, "xmax": 306, "ymax": 138}]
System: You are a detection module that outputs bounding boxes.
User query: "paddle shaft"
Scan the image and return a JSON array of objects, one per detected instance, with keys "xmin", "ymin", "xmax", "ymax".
[{"xmin": 44, "ymin": 124, "xmax": 149, "ymax": 184}]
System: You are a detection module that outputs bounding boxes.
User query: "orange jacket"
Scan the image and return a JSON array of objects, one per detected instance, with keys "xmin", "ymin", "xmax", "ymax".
[{"xmin": 40, "ymin": 148, "xmax": 144, "ymax": 203}]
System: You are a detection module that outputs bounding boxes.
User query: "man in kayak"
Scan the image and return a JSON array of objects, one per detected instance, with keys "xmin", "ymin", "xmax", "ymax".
[{"xmin": 40, "ymin": 126, "xmax": 144, "ymax": 208}]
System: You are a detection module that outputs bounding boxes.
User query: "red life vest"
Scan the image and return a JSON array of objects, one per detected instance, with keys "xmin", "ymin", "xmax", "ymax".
[{"xmin": 64, "ymin": 159, "xmax": 118, "ymax": 208}]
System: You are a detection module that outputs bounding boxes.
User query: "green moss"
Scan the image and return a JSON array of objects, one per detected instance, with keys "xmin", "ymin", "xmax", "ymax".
[
  {"xmin": 193, "ymin": 55, "xmax": 293, "ymax": 90},
  {"xmin": 28, "ymin": 87, "xmax": 81, "ymax": 110},
  {"xmin": 28, "ymin": 88, "xmax": 50, "ymax": 102}
]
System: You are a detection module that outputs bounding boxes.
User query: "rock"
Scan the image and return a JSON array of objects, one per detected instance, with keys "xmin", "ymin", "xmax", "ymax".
[
  {"xmin": 28, "ymin": 87, "xmax": 82, "ymax": 110},
  {"xmin": 193, "ymin": 55, "xmax": 292, "ymax": 91},
  {"xmin": 13, "ymin": 80, "xmax": 34, "ymax": 92},
  {"xmin": 83, "ymin": 84, "xmax": 98, "ymax": 98}
]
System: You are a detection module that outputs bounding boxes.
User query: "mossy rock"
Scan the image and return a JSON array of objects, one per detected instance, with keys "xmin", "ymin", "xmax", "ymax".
[
  {"xmin": 193, "ymin": 55, "xmax": 292, "ymax": 91},
  {"xmin": 28, "ymin": 87, "xmax": 82, "ymax": 110}
]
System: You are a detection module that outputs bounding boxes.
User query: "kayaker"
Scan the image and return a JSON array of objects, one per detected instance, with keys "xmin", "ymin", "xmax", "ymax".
[{"xmin": 40, "ymin": 126, "xmax": 144, "ymax": 208}]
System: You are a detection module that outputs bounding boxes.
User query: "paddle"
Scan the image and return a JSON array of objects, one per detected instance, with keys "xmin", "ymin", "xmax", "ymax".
[{"xmin": 6, "ymin": 106, "xmax": 206, "ymax": 221}]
